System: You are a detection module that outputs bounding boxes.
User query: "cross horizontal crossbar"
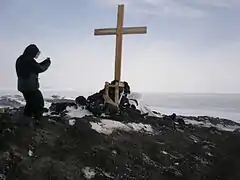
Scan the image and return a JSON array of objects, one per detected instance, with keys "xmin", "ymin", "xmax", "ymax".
[
  {"xmin": 107, "ymin": 84, "xmax": 125, "ymax": 88},
  {"xmin": 94, "ymin": 26, "xmax": 147, "ymax": 36}
]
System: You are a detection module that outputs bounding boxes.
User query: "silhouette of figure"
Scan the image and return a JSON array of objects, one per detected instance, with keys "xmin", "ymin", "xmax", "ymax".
[{"xmin": 16, "ymin": 44, "xmax": 51, "ymax": 120}]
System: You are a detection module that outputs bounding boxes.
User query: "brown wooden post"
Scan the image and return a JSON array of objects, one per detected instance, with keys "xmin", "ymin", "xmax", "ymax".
[
  {"xmin": 115, "ymin": 4, "xmax": 124, "ymax": 82},
  {"xmin": 114, "ymin": 5, "xmax": 124, "ymax": 104},
  {"xmin": 94, "ymin": 4, "xmax": 147, "ymax": 104}
]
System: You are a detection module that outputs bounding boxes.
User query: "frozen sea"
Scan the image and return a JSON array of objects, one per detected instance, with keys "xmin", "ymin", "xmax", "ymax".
[
  {"xmin": 0, "ymin": 90, "xmax": 239, "ymax": 123},
  {"xmin": 140, "ymin": 93, "xmax": 240, "ymax": 123}
]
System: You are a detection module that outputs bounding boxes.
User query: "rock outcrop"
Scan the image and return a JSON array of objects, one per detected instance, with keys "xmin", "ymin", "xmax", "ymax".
[
  {"xmin": 1, "ymin": 106, "xmax": 240, "ymax": 180},
  {"xmin": 48, "ymin": 81, "xmax": 145, "ymax": 120},
  {"xmin": 2, "ymin": 85, "xmax": 240, "ymax": 180}
]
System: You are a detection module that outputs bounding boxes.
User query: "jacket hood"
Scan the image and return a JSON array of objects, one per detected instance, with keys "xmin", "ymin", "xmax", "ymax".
[{"xmin": 23, "ymin": 44, "xmax": 40, "ymax": 58}]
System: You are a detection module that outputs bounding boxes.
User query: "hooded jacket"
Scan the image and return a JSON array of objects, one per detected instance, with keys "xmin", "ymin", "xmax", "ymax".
[{"xmin": 16, "ymin": 44, "xmax": 51, "ymax": 92}]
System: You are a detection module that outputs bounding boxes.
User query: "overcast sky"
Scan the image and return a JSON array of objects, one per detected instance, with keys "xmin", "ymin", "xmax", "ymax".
[{"xmin": 0, "ymin": 0, "xmax": 240, "ymax": 93}]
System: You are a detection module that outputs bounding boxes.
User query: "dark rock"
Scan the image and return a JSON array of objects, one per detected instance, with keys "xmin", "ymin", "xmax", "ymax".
[
  {"xmin": 43, "ymin": 107, "xmax": 49, "ymax": 113},
  {"xmin": 162, "ymin": 113, "xmax": 186, "ymax": 129},
  {"xmin": 84, "ymin": 81, "xmax": 134, "ymax": 117},
  {"xmin": 233, "ymin": 128, "xmax": 240, "ymax": 138},
  {"xmin": 170, "ymin": 113, "xmax": 177, "ymax": 121},
  {"xmin": 104, "ymin": 103, "xmax": 119, "ymax": 116},
  {"xmin": 233, "ymin": 128, "xmax": 240, "ymax": 133},
  {"xmin": 119, "ymin": 96, "xmax": 130, "ymax": 108},
  {"xmin": 86, "ymin": 90, "xmax": 105, "ymax": 117},
  {"xmin": 176, "ymin": 117, "xmax": 185, "ymax": 127},
  {"xmin": 75, "ymin": 96, "xmax": 87, "ymax": 106},
  {"xmin": 49, "ymin": 84, "xmax": 136, "ymax": 117},
  {"xmin": 152, "ymin": 110, "xmax": 161, "ymax": 116},
  {"xmin": 51, "ymin": 95, "xmax": 61, "ymax": 99},
  {"xmin": 49, "ymin": 102, "xmax": 77, "ymax": 114}
]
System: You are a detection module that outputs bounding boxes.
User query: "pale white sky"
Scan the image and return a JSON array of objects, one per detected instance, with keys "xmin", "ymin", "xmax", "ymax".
[{"xmin": 0, "ymin": 0, "xmax": 240, "ymax": 93}]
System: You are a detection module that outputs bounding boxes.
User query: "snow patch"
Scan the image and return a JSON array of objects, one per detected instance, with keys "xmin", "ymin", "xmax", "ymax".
[
  {"xmin": 69, "ymin": 119, "xmax": 76, "ymax": 126},
  {"xmin": 127, "ymin": 123, "xmax": 153, "ymax": 133},
  {"xmin": 161, "ymin": 150, "xmax": 178, "ymax": 159},
  {"xmin": 28, "ymin": 150, "xmax": 33, "ymax": 157},
  {"xmin": 44, "ymin": 101, "xmax": 52, "ymax": 109},
  {"xmin": 90, "ymin": 119, "xmax": 153, "ymax": 135},
  {"xmin": 128, "ymin": 99, "xmax": 161, "ymax": 118},
  {"xmin": 162, "ymin": 151, "xmax": 168, "ymax": 155},
  {"xmin": 206, "ymin": 152, "xmax": 213, "ymax": 157},
  {"xmin": 66, "ymin": 106, "xmax": 92, "ymax": 119},
  {"xmin": 90, "ymin": 119, "xmax": 131, "ymax": 135},
  {"xmin": 138, "ymin": 103, "xmax": 161, "ymax": 117},
  {"xmin": 214, "ymin": 124, "xmax": 240, "ymax": 132},
  {"xmin": 82, "ymin": 167, "xmax": 96, "ymax": 179},
  {"xmin": 184, "ymin": 118, "xmax": 240, "ymax": 132}
]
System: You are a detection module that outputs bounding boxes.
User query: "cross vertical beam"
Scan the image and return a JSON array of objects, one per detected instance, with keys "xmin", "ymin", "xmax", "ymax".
[
  {"xmin": 114, "ymin": 5, "xmax": 124, "ymax": 104},
  {"xmin": 94, "ymin": 4, "xmax": 147, "ymax": 104},
  {"xmin": 115, "ymin": 4, "xmax": 124, "ymax": 82}
]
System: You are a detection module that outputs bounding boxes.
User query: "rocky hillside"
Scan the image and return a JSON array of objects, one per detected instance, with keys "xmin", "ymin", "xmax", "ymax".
[{"xmin": 1, "ymin": 99, "xmax": 240, "ymax": 180}]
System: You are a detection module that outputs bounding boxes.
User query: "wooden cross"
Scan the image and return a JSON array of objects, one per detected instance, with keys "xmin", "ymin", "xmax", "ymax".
[{"xmin": 94, "ymin": 4, "xmax": 147, "ymax": 104}]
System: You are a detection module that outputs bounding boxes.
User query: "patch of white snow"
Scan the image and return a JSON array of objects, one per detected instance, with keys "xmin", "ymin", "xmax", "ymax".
[
  {"xmin": 128, "ymin": 98, "xmax": 161, "ymax": 118},
  {"xmin": 90, "ymin": 119, "xmax": 131, "ymax": 135},
  {"xmin": 206, "ymin": 152, "xmax": 213, "ymax": 157},
  {"xmin": 136, "ymin": 103, "xmax": 162, "ymax": 117},
  {"xmin": 184, "ymin": 119, "xmax": 206, "ymax": 126},
  {"xmin": 90, "ymin": 119, "xmax": 154, "ymax": 135},
  {"xmin": 162, "ymin": 151, "xmax": 168, "ymax": 155},
  {"xmin": 184, "ymin": 118, "xmax": 240, "ymax": 132},
  {"xmin": 215, "ymin": 124, "xmax": 240, "ymax": 132},
  {"xmin": 44, "ymin": 101, "xmax": 52, "ymax": 109},
  {"xmin": 69, "ymin": 119, "xmax": 76, "ymax": 126},
  {"xmin": 28, "ymin": 150, "xmax": 33, "ymax": 157},
  {"xmin": 66, "ymin": 106, "xmax": 92, "ymax": 119},
  {"xmin": 82, "ymin": 167, "xmax": 96, "ymax": 179},
  {"xmin": 127, "ymin": 123, "xmax": 153, "ymax": 133}
]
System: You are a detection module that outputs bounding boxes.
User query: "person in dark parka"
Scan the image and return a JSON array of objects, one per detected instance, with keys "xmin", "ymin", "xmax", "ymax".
[{"xmin": 16, "ymin": 44, "xmax": 51, "ymax": 119}]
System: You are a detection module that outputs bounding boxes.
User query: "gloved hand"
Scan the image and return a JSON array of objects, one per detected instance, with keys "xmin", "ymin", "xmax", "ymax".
[
  {"xmin": 45, "ymin": 57, "xmax": 51, "ymax": 63},
  {"xmin": 45, "ymin": 57, "xmax": 51, "ymax": 66},
  {"xmin": 40, "ymin": 57, "xmax": 51, "ymax": 67}
]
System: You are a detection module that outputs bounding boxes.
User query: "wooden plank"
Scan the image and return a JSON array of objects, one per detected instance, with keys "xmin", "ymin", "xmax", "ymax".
[
  {"xmin": 123, "ymin": 26, "xmax": 147, "ymax": 34},
  {"xmin": 93, "ymin": 4, "xmax": 147, "ymax": 104},
  {"xmin": 114, "ymin": 4, "xmax": 124, "ymax": 82},
  {"xmin": 94, "ymin": 27, "xmax": 147, "ymax": 36},
  {"xmin": 107, "ymin": 84, "xmax": 125, "ymax": 88},
  {"xmin": 114, "ymin": 4, "xmax": 124, "ymax": 103},
  {"xmin": 94, "ymin": 28, "xmax": 117, "ymax": 35}
]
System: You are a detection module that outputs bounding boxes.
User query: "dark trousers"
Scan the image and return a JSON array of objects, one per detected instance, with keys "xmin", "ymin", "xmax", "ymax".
[{"xmin": 21, "ymin": 90, "xmax": 44, "ymax": 119}]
